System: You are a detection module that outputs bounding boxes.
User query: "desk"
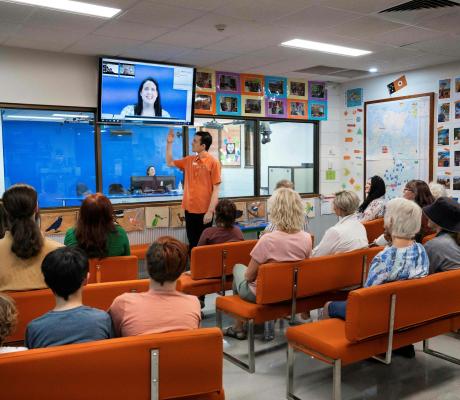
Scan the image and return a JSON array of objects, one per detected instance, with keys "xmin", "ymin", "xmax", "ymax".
[
  {"xmin": 57, "ymin": 192, "xmax": 183, "ymax": 207},
  {"xmin": 237, "ymin": 219, "xmax": 267, "ymax": 238}
]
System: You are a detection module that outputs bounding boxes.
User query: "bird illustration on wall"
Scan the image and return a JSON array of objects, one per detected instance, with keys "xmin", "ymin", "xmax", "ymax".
[
  {"xmin": 45, "ymin": 216, "xmax": 63, "ymax": 233},
  {"xmin": 151, "ymin": 214, "xmax": 165, "ymax": 228},
  {"xmin": 177, "ymin": 213, "xmax": 185, "ymax": 227}
]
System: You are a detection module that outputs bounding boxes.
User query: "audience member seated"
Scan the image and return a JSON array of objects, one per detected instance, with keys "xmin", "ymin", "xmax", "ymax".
[
  {"xmin": 198, "ymin": 199, "xmax": 243, "ymax": 246},
  {"xmin": 0, "ymin": 201, "xmax": 7, "ymax": 239},
  {"xmin": 25, "ymin": 247, "xmax": 113, "ymax": 349},
  {"xmin": 312, "ymin": 190, "xmax": 368, "ymax": 257},
  {"xmin": 429, "ymin": 182, "xmax": 448, "ymax": 199},
  {"xmin": 357, "ymin": 175, "xmax": 386, "ymax": 222},
  {"xmin": 325, "ymin": 198, "xmax": 428, "ymax": 320},
  {"xmin": 109, "ymin": 236, "xmax": 201, "ymax": 336},
  {"xmin": 374, "ymin": 180, "xmax": 435, "ymax": 246},
  {"xmin": 0, "ymin": 184, "xmax": 62, "ymax": 291},
  {"xmin": 65, "ymin": 193, "xmax": 130, "ymax": 258},
  {"xmin": 423, "ymin": 197, "xmax": 460, "ymax": 274},
  {"xmin": 0, "ymin": 293, "xmax": 27, "ymax": 354},
  {"xmin": 224, "ymin": 188, "xmax": 312, "ymax": 340},
  {"xmin": 262, "ymin": 180, "xmax": 309, "ymax": 235}
]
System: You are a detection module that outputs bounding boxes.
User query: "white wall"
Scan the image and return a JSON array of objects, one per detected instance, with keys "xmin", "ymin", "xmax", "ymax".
[
  {"xmin": 341, "ymin": 60, "xmax": 460, "ymax": 198},
  {"xmin": 0, "ymin": 46, "xmax": 97, "ymax": 107}
]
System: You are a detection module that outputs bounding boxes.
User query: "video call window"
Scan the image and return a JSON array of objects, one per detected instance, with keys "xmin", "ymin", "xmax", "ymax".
[
  {"xmin": 189, "ymin": 118, "xmax": 255, "ymax": 198},
  {"xmin": 100, "ymin": 124, "xmax": 184, "ymax": 205},
  {"xmin": 259, "ymin": 121, "xmax": 316, "ymax": 195},
  {"xmin": 0, "ymin": 107, "xmax": 96, "ymax": 208}
]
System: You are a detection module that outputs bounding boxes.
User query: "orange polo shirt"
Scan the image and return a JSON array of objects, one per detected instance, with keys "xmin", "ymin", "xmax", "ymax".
[{"xmin": 173, "ymin": 152, "xmax": 221, "ymax": 214}]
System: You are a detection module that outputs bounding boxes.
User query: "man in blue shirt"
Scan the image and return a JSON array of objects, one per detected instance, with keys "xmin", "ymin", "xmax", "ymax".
[{"xmin": 25, "ymin": 247, "xmax": 113, "ymax": 349}]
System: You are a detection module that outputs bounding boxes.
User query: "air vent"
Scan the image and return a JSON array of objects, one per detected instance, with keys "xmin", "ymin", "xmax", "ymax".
[
  {"xmin": 379, "ymin": 0, "xmax": 460, "ymax": 13},
  {"xmin": 294, "ymin": 66, "xmax": 370, "ymax": 78}
]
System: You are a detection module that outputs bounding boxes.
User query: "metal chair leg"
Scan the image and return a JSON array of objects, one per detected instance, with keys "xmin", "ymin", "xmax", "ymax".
[
  {"xmin": 423, "ymin": 338, "xmax": 460, "ymax": 365},
  {"xmin": 332, "ymin": 359, "xmax": 342, "ymax": 400}
]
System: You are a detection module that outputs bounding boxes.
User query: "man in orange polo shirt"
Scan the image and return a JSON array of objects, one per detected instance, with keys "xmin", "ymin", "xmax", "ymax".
[{"xmin": 166, "ymin": 128, "xmax": 221, "ymax": 250}]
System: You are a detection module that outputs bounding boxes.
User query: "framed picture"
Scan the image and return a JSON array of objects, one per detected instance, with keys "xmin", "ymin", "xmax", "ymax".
[
  {"xmin": 439, "ymin": 78, "xmax": 451, "ymax": 99},
  {"xmin": 216, "ymin": 93, "xmax": 241, "ymax": 116},
  {"xmin": 287, "ymin": 99, "xmax": 308, "ymax": 119},
  {"xmin": 194, "ymin": 92, "xmax": 215, "ymax": 115},
  {"xmin": 346, "ymin": 88, "xmax": 363, "ymax": 107},
  {"xmin": 288, "ymin": 79, "xmax": 307, "ymax": 99},
  {"xmin": 219, "ymin": 125, "xmax": 241, "ymax": 167},
  {"xmin": 240, "ymin": 74, "xmax": 264, "ymax": 96},
  {"xmin": 309, "ymin": 81, "xmax": 327, "ymax": 101},
  {"xmin": 242, "ymin": 95, "xmax": 265, "ymax": 117},
  {"xmin": 41, "ymin": 211, "xmax": 77, "ymax": 236},
  {"xmin": 145, "ymin": 206, "xmax": 169, "ymax": 228},
  {"xmin": 216, "ymin": 71, "xmax": 240, "ymax": 93},
  {"xmin": 195, "ymin": 69, "xmax": 215, "ymax": 92},
  {"xmin": 169, "ymin": 205, "xmax": 185, "ymax": 228},
  {"xmin": 265, "ymin": 98, "xmax": 287, "ymax": 118},
  {"xmin": 308, "ymin": 100, "xmax": 327, "ymax": 120},
  {"xmin": 265, "ymin": 76, "xmax": 287, "ymax": 98}
]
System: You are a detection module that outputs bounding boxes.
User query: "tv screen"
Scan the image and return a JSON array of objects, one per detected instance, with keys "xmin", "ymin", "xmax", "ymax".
[{"xmin": 99, "ymin": 57, "xmax": 195, "ymax": 125}]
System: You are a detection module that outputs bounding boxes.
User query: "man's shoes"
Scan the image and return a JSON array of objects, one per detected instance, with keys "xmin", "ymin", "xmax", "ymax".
[{"xmin": 393, "ymin": 345, "xmax": 416, "ymax": 358}]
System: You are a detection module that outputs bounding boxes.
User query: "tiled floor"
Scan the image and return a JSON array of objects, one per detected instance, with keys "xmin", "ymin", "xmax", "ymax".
[{"xmin": 202, "ymin": 295, "xmax": 460, "ymax": 400}]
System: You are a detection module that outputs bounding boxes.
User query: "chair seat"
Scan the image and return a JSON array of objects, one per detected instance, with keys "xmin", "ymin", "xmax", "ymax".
[
  {"xmin": 130, "ymin": 244, "xmax": 149, "ymax": 260},
  {"xmin": 287, "ymin": 318, "xmax": 453, "ymax": 365},
  {"xmin": 176, "ymin": 274, "xmax": 233, "ymax": 297},
  {"xmin": 216, "ymin": 292, "xmax": 347, "ymax": 325}
]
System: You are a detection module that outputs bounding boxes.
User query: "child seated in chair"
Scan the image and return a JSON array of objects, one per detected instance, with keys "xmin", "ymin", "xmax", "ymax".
[{"xmin": 0, "ymin": 293, "xmax": 27, "ymax": 354}]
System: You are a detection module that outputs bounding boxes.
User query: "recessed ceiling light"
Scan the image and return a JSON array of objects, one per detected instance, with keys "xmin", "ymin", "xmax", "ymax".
[
  {"xmin": 369, "ymin": 67, "xmax": 378, "ymax": 73},
  {"xmin": 280, "ymin": 39, "xmax": 372, "ymax": 57},
  {"xmin": 1, "ymin": 0, "xmax": 121, "ymax": 18}
]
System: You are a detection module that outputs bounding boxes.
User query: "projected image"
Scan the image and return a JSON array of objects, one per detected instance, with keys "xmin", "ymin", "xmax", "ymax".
[{"xmin": 100, "ymin": 58, "xmax": 194, "ymax": 125}]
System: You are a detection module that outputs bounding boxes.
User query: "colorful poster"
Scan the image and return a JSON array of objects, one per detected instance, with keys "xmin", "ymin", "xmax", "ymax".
[
  {"xmin": 41, "ymin": 211, "xmax": 77, "ymax": 236},
  {"xmin": 439, "ymin": 78, "xmax": 451, "ymax": 99},
  {"xmin": 195, "ymin": 69, "xmax": 216, "ymax": 92},
  {"xmin": 346, "ymin": 88, "xmax": 363, "ymax": 107},
  {"xmin": 219, "ymin": 125, "xmax": 241, "ymax": 167}
]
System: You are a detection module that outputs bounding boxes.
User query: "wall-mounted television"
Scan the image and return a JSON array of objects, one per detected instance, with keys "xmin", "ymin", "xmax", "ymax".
[{"xmin": 98, "ymin": 57, "xmax": 195, "ymax": 125}]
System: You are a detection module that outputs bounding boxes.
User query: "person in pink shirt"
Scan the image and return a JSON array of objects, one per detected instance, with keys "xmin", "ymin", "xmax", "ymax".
[
  {"xmin": 109, "ymin": 236, "xmax": 200, "ymax": 336},
  {"xmin": 224, "ymin": 188, "xmax": 312, "ymax": 340}
]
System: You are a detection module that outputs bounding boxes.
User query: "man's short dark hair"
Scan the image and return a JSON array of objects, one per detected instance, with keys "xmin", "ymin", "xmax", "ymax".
[
  {"xmin": 196, "ymin": 131, "xmax": 212, "ymax": 151},
  {"xmin": 146, "ymin": 236, "xmax": 187, "ymax": 285},
  {"xmin": 41, "ymin": 247, "xmax": 89, "ymax": 301}
]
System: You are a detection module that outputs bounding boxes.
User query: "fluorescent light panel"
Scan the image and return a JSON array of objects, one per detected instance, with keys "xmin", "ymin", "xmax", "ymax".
[
  {"xmin": 1, "ymin": 0, "xmax": 121, "ymax": 18},
  {"xmin": 281, "ymin": 39, "xmax": 372, "ymax": 57}
]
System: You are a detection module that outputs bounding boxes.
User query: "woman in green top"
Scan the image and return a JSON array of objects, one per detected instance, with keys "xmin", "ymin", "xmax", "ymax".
[{"xmin": 64, "ymin": 193, "xmax": 130, "ymax": 258}]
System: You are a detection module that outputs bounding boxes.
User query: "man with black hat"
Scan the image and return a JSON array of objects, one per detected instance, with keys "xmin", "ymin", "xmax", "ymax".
[{"xmin": 423, "ymin": 197, "xmax": 460, "ymax": 274}]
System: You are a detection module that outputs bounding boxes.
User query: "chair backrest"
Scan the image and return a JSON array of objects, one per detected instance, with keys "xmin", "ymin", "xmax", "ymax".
[
  {"xmin": 0, "ymin": 328, "xmax": 223, "ymax": 400},
  {"xmin": 88, "ymin": 255, "xmax": 138, "ymax": 283},
  {"xmin": 362, "ymin": 218, "xmax": 384, "ymax": 243},
  {"xmin": 6, "ymin": 279, "xmax": 150, "ymax": 343},
  {"xmin": 190, "ymin": 240, "xmax": 257, "ymax": 280},
  {"xmin": 422, "ymin": 233, "xmax": 437, "ymax": 244},
  {"xmin": 256, "ymin": 247, "xmax": 382, "ymax": 305},
  {"xmin": 345, "ymin": 269, "xmax": 460, "ymax": 343}
]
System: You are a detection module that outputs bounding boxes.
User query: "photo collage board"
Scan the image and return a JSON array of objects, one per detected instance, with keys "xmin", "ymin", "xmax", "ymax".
[
  {"xmin": 194, "ymin": 69, "xmax": 328, "ymax": 121},
  {"xmin": 437, "ymin": 77, "xmax": 460, "ymax": 201}
]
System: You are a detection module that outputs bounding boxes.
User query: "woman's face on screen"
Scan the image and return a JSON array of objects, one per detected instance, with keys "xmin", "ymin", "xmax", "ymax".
[
  {"xmin": 147, "ymin": 166, "xmax": 156, "ymax": 176},
  {"xmin": 141, "ymin": 80, "xmax": 158, "ymax": 105}
]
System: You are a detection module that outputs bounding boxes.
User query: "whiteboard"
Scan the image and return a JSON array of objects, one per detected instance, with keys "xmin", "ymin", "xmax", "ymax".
[{"xmin": 365, "ymin": 93, "xmax": 434, "ymax": 199}]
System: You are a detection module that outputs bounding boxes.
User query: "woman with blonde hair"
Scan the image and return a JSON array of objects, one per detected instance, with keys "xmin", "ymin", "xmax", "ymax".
[
  {"xmin": 224, "ymin": 188, "xmax": 312, "ymax": 339},
  {"xmin": 0, "ymin": 293, "xmax": 27, "ymax": 353}
]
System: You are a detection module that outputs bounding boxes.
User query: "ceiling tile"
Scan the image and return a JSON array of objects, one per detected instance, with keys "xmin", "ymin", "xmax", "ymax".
[
  {"xmin": 212, "ymin": 0, "xmax": 316, "ymax": 23},
  {"xmin": 65, "ymin": 35, "xmax": 144, "ymax": 56},
  {"xmin": 153, "ymin": 29, "xmax": 228, "ymax": 49},
  {"xmin": 327, "ymin": 16, "xmax": 406, "ymax": 40},
  {"xmin": 94, "ymin": 20, "xmax": 169, "ymax": 41},
  {"xmin": 319, "ymin": 0, "xmax": 402, "ymax": 14},
  {"xmin": 374, "ymin": 26, "xmax": 444, "ymax": 47},
  {"xmin": 118, "ymin": 1, "xmax": 202, "ymax": 28},
  {"xmin": 0, "ymin": 3, "xmax": 35, "ymax": 23},
  {"xmin": 9, "ymin": 26, "xmax": 88, "ymax": 45},
  {"xmin": 404, "ymin": 34, "xmax": 460, "ymax": 56},
  {"xmin": 95, "ymin": 0, "xmax": 140, "ymax": 8},
  {"xmin": 375, "ymin": 7, "xmax": 454, "ymax": 25},
  {"xmin": 119, "ymin": 42, "xmax": 193, "ymax": 62},
  {"xmin": 26, "ymin": 9, "xmax": 107, "ymax": 31},
  {"xmin": 0, "ymin": 22, "xmax": 21, "ymax": 36},
  {"xmin": 165, "ymin": 49, "xmax": 239, "ymax": 66},
  {"xmin": 4, "ymin": 37, "xmax": 68, "ymax": 52},
  {"xmin": 274, "ymin": 5, "xmax": 361, "ymax": 30},
  {"xmin": 148, "ymin": 0, "xmax": 226, "ymax": 11},
  {"xmin": 417, "ymin": 10, "xmax": 460, "ymax": 35}
]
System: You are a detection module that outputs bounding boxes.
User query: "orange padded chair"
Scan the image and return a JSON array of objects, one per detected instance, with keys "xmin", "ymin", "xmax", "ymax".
[
  {"xmin": 176, "ymin": 240, "xmax": 257, "ymax": 297},
  {"xmin": 0, "ymin": 328, "xmax": 225, "ymax": 400},
  {"xmin": 286, "ymin": 269, "xmax": 460, "ymax": 400},
  {"xmin": 361, "ymin": 218, "xmax": 384, "ymax": 243},
  {"xmin": 88, "ymin": 255, "xmax": 138, "ymax": 283},
  {"xmin": 130, "ymin": 243, "xmax": 150, "ymax": 260},
  {"xmin": 6, "ymin": 279, "xmax": 149, "ymax": 343},
  {"xmin": 217, "ymin": 247, "xmax": 382, "ymax": 372}
]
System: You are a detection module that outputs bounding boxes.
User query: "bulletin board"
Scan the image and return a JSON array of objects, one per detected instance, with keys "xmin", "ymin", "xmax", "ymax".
[{"xmin": 365, "ymin": 93, "xmax": 434, "ymax": 199}]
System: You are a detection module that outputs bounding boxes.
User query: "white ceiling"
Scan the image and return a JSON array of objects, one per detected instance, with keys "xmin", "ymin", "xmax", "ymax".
[{"xmin": 1, "ymin": 0, "xmax": 460, "ymax": 81}]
